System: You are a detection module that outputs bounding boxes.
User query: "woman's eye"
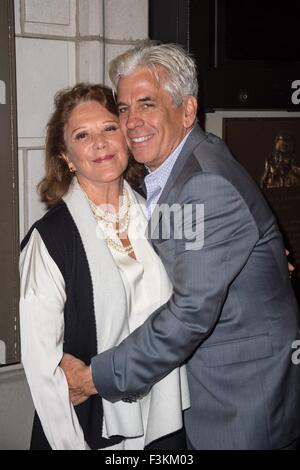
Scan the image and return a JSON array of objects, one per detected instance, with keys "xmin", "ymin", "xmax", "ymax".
[
  {"xmin": 75, "ymin": 132, "xmax": 89, "ymax": 141},
  {"xmin": 105, "ymin": 125, "xmax": 119, "ymax": 132}
]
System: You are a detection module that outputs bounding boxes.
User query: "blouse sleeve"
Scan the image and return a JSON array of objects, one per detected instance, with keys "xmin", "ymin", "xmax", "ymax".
[{"xmin": 19, "ymin": 228, "xmax": 90, "ymax": 450}]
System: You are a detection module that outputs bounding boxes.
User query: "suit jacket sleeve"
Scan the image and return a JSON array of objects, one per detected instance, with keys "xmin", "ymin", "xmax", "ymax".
[{"xmin": 91, "ymin": 173, "xmax": 259, "ymax": 402}]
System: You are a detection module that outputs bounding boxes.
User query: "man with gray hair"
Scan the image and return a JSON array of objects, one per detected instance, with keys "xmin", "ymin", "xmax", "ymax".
[{"xmin": 62, "ymin": 41, "xmax": 300, "ymax": 450}]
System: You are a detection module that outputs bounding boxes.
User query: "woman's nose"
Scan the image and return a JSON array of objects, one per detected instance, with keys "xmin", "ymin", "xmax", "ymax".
[{"xmin": 92, "ymin": 133, "xmax": 106, "ymax": 147}]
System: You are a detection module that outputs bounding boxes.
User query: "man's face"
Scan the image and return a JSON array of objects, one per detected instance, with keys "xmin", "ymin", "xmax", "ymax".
[{"xmin": 117, "ymin": 66, "xmax": 193, "ymax": 171}]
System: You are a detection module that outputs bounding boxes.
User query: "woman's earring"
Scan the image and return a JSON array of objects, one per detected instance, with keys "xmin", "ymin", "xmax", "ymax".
[{"xmin": 69, "ymin": 164, "xmax": 76, "ymax": 173}]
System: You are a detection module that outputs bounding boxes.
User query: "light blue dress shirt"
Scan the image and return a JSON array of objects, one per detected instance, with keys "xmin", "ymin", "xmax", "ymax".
[{"xmin": 144, "ymin": 130, "xmax": 192, "ymax": 219}]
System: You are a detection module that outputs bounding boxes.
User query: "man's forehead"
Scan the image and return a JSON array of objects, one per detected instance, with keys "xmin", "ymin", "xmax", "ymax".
[{"xmin": 117, "ymin": 66, "xmax": 167, "ymax": 97}]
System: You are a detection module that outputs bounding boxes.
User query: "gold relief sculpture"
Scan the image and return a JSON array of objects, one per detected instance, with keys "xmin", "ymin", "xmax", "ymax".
[{"xmin": 261, "ymin": 133, "xmax": 300, "ymax": 188}]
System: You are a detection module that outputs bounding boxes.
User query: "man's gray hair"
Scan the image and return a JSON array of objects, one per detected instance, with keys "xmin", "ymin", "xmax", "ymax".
[{"xmin": 109, "ymin": 41, "xmax": 198, "ymax": 106}]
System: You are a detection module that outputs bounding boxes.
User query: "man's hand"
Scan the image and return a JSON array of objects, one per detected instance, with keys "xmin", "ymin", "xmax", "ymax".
[{"xmin": 60, "ymin": 353, "xmax": 97, "ymax": 406}]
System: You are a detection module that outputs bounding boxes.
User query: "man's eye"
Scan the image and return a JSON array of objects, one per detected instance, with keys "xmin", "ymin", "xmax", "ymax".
[
  {"xmin": 142, "ymin": 103, "xmax": 153, "ymax": 109},
  {"xmin": 118, "ymin": 107, "xmax": 128, "ymax": 114}
]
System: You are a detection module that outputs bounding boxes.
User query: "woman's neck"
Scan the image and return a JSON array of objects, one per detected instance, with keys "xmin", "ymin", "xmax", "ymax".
[{"xmin": 76, "ymin": 176, "xmax": 124, "ymax": 209}]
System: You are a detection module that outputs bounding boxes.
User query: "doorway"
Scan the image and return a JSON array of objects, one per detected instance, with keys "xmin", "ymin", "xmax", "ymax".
[{"xmin": 0, "ymin": 0, "xmax": 20, "ymax": 365}]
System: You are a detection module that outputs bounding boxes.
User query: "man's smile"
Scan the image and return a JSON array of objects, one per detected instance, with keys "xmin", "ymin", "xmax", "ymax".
[{"xmin": 129, "ymin": 134, "xmax": 153, "ymax": 144}]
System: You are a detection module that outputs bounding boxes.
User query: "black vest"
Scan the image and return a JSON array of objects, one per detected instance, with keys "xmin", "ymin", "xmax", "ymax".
[{"xmin": 21, "ymin": 201, "xmax": 122, "ymax": 449}]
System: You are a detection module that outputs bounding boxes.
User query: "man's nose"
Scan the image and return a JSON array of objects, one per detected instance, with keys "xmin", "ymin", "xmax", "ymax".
[{"xmin": 126, "ymin": 110, "xmax": 144, "ymax": 129}]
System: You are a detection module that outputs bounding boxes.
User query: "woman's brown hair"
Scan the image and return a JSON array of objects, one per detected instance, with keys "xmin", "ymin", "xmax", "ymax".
[{"xmin": 39, "ymin": 83, "xmax": 145, "ymax": 205}]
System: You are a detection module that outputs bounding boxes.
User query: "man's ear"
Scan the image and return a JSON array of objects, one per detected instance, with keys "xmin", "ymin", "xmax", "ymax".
[{"xmin": 183, "ymin": 96, "xmax": 197, "ymax": 128}]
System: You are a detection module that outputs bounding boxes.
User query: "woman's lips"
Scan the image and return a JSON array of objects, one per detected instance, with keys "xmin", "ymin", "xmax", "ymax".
[{"xmin": 93, "ymin": 155, "xmax": 114, "ymax": 163}]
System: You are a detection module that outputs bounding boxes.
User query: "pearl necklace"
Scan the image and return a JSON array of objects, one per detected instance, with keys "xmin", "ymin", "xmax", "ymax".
[
  {"xmin": 87, "ymin": 186, "xmax": 134, "ymax": 256},
  {"xmin": 88, "ymin": 186, "xmax": 130, "ymax": 224}
]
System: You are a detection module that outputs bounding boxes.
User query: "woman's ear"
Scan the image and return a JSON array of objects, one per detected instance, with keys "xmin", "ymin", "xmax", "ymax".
[
  {"xmin": 183, "ymin": 96, "xmax": 198, "ymax": 129},
  {"xmin": 61, "ymin": 153, "xmax": 76, "ymax": 173}
]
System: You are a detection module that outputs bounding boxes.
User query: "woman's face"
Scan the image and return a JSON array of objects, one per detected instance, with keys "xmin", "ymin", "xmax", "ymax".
[{"xmin": 63, "ymin": 100, "xmax": 129, "ymax": 189}]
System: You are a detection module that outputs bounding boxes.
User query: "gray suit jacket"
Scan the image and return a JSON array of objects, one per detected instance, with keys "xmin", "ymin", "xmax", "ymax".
[{"xmin": 92, "ymin": 124, "xmax": 300, "ymax": 449}]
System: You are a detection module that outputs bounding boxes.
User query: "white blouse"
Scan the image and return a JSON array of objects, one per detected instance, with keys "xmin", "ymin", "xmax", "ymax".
[
  {"xmin": 20, "ymin": 229, "xmax": 89, "ymax": 450},
  {"xmin": 20, "ymin": 181, "xmax": 190, "ymax": 450}
]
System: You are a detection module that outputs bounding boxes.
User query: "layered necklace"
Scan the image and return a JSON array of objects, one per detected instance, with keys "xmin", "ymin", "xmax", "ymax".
[{"xmin": 87, "ymin": 185, "xmax": 134, "ymax": 256}]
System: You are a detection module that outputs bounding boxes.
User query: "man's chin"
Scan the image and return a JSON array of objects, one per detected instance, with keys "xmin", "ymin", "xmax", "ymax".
[{"xmin": 131, "ymin": 153, "xmax": 152, "ymax": 166}]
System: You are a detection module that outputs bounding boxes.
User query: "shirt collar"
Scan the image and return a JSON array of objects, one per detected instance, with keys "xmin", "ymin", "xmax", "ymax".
[{"xmin": 145, "ymin": 128, "xmax": 193, "ymax": 193}]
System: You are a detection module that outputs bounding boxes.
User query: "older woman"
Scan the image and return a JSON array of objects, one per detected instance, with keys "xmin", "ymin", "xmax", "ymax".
[{"xmin": 19, "ymin": 83, "xmax": 190, "ymax": 450}]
